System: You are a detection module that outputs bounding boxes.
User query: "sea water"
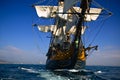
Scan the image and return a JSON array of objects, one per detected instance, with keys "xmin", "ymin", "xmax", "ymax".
[{"xmin": 0, "ymin": 64, "xmax": 120, "ymax": 80}]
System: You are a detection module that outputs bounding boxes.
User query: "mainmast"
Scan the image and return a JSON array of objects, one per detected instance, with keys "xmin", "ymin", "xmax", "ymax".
[
  {"xmin": 74, "ymin": 0, "xmax": 90, "ymax": 46},
  {"xmin": 71, "ymin": 0, "xmax": 90, "ymax": 67}
]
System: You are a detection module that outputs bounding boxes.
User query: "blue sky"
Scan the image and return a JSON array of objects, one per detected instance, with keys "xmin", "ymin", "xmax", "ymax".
[{"xmin": 0, "ymin": 0, "xmax": 120, "ymax": 66}]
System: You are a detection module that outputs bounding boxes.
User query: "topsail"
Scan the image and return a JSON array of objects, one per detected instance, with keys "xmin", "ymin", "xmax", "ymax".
[{"xmin": 35, "ymin": 5, "xmax": 102, "ymax": 21}]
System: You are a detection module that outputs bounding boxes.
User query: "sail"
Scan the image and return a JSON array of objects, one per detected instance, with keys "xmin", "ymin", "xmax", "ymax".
[
  {"xmin": 38, "ymin": 25, "xmax": 66, "ymax": 35},
  {"xmin": 63, "ymin": 0, "xmax": 102, "ymax": 21},
  {"xmin": 69, "ymin": 26, "xmax": 86, "ymax": 35},
  {"xmin": 37, "ymin": 25, "xmax": 86, "ymax": 35},
  {"xmin": 69, "ymin": 7, "xmax": 102, "ymax": 21},
  {"xmin": 64, "ymin": 7, "xmax": 102, "ymax": 21},
  {"xmin": 34, "ymin": 0, "xmax": 58, "ymax": 17},
  {"xmin": 34, "ymin": 0, "xmax": 59, "ymax": 28},
  {"xmin": 37, "ymin": 25, "xmax": 66, "ymax": 36},
  {"xmin": 35, "ymin": 3, "xmax": 102, "ymax": 22},
  {"xmin": 85, "ymin": 8, "xmax": 102, "ymax": 21},
  {"xmin": 34, "ymin": 5, "xmax": 68, "ymax": 20},
  {"xmin": 34, "ymin": 6, "xmax": 57, "ymax": 18},
  {"xmin": 58, "ymin": 6, "xmax": 68, "ymax": 20},
  {"xmin": 63, "ymin": 0, "xmax": 80, "ymax": 12},
  {"xmin": 37, "ymin": 25, "xmax": 55, "ymax": 32},
  {"xmin": 34, "ymin": 0, "xmax": 102, "ymax": 45}
]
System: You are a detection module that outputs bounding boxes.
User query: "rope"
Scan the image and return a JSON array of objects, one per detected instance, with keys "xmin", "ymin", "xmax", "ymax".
[
  {"xmin": 34, "ymin": 0, "xmax": 55, "ymax": 6},
  {"xmin": 89, "ymin": 20, "xmax": 105, "ymax": 46},
  {"xmin": 83, "ymin": 11, "xmax": 111, "ymax": 47},
  {"xmin": 32, "ymin": 9, "xmax": 46, "ymax": 54},
  {"xmin": 32, "ymin": 26, "xmax": 43, "ymax": 53},
  {"xmin": 34, "ymin": 0, "xmax": 45, "ymax": 5},
  {"xmin": 92, "ymin": 0, "xmax": 112, "ymax": 15},
  {"xmin": 86, "ymin": 48, "xmax": 95, "ymax": 58}
]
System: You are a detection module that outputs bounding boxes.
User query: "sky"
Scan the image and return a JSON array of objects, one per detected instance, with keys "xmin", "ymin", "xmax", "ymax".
[{"xmin": 0, "ymin": 0, "xmax": 120, "ymax": 66}]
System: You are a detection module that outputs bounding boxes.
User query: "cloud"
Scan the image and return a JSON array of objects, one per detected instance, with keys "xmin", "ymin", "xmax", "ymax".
[
  {"xmin": 0, "ymin": 45, "xmax": 46, "ymax": 64},
  {"xmin": 86, "ymin": 46, "xmax": 120, "ymax": 66},
  {"xmin": 1, "ymin": 45, "xmax": 119, "ymax": 66},
  {"xmin": 0, "ymin": 46, "xmax": 23, "ymax": 55}
]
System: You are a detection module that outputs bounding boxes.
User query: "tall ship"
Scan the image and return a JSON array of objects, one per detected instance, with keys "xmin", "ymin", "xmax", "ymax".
[{"xmin": 33, "ymin": 0, "xmax": 111, "ymax": 69}]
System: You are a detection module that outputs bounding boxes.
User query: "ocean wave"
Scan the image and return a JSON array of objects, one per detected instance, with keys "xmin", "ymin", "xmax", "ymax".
[
  {"xmin": 1, "ymin": 78, "xmax": 14, "ymax": 80},
  {"xmin": 19, "ymin": 67, "xmax": 39, "ymax": 74},
  {"xmin": 95, "ymin": 70, "xmax": 103, "ymax": 74},
  {"xmin": 0, "ymin": 65, "xmax": 119, "ymax": 80}
]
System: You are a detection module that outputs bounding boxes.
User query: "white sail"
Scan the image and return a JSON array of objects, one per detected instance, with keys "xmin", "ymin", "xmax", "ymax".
[
  {"xmin": 37, "ymin": 25, "xmax": 66, "ymax": 36},
  {"xmin": 64, "ymin": 6, "xmax": 102, "ymax": 21},
  {"xmin": 37, "ymin": 25, "xmax": 66, "ymax": 45},
  {"xmin": 85, "ymin": 8, "xmax": 102, "ymax": 21},
  {"xmin": 73, "ymin": 7, "xmax": 102, "ymax": 21},
  {"xmin": 34, "ymin": 6, "xmax": 57, "ymax": 18},
  {"xmin": 69, "ymin": 26, "xmax": 86, "ymax": 35},
  {"xmin": 37, "ymin": 25, "xmax": 86, "ymax": 35},
  {"xmin": 58, "ymin": 6, "xmax": 68, "ymax": 20},
  {"xmin": 37, "ymin": 25, "xmax": 55, "ymax": 32},
  {"xmin": 35, "ymin": 5, "xmax": 102, "ymax": 21},
  {"xmin": 53, "ymin": 26, "xmax": 86, "ymax": 45},
  {"xmin": 34, "ymin": 5, "xmax": 68, "ymax": 20}
]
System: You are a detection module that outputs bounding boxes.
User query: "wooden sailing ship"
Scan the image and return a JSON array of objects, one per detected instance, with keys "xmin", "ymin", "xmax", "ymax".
[{"xmin": 33, "ymin": 0, "xmax": 111, "ymax": 69}]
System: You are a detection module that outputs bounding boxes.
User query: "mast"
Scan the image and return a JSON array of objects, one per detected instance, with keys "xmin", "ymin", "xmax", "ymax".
[
  {"xmin": 74, "ymin": 0, "xmax": 89, "ymax": 46},
  {"xmin": 71, "ymin": 0, "xmax": 90, "ymax": 67}
]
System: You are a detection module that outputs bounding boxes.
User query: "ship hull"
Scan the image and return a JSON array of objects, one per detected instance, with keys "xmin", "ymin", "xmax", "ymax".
[
  {"xmin": 46, "ymin": 59, "xmax": 86, "ymax": 70},
  {"xmin": 46, "ymin": 44, "xmax": 86, "ymax": 70}
]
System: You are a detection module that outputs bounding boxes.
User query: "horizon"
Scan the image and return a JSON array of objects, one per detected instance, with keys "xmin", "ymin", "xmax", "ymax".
[{"xmin": 0, "ymin": 62, "xmax": 120, "ymax": 67}]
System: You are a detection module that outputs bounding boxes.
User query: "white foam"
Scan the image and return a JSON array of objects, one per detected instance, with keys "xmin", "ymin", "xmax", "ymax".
[
  {"xmin": 95, "ymin": 70, "xmax": 103, "ymax": 74},
  {"xmin": 20, "ymin": 67, "xmax": 39, "ymax": 73},
  {"xmin": 68, "ymin": 69, "xmax": 79, "ymax": 72},
  {"xmin": 97, "ymin": 70, "xmax": 102, "ymax": 73}
]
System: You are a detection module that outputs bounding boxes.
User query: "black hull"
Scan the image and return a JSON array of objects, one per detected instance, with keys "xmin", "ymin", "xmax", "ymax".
[{"xmin": 46, "ymin": 59, "xmax": 86, "ymax": 70}]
